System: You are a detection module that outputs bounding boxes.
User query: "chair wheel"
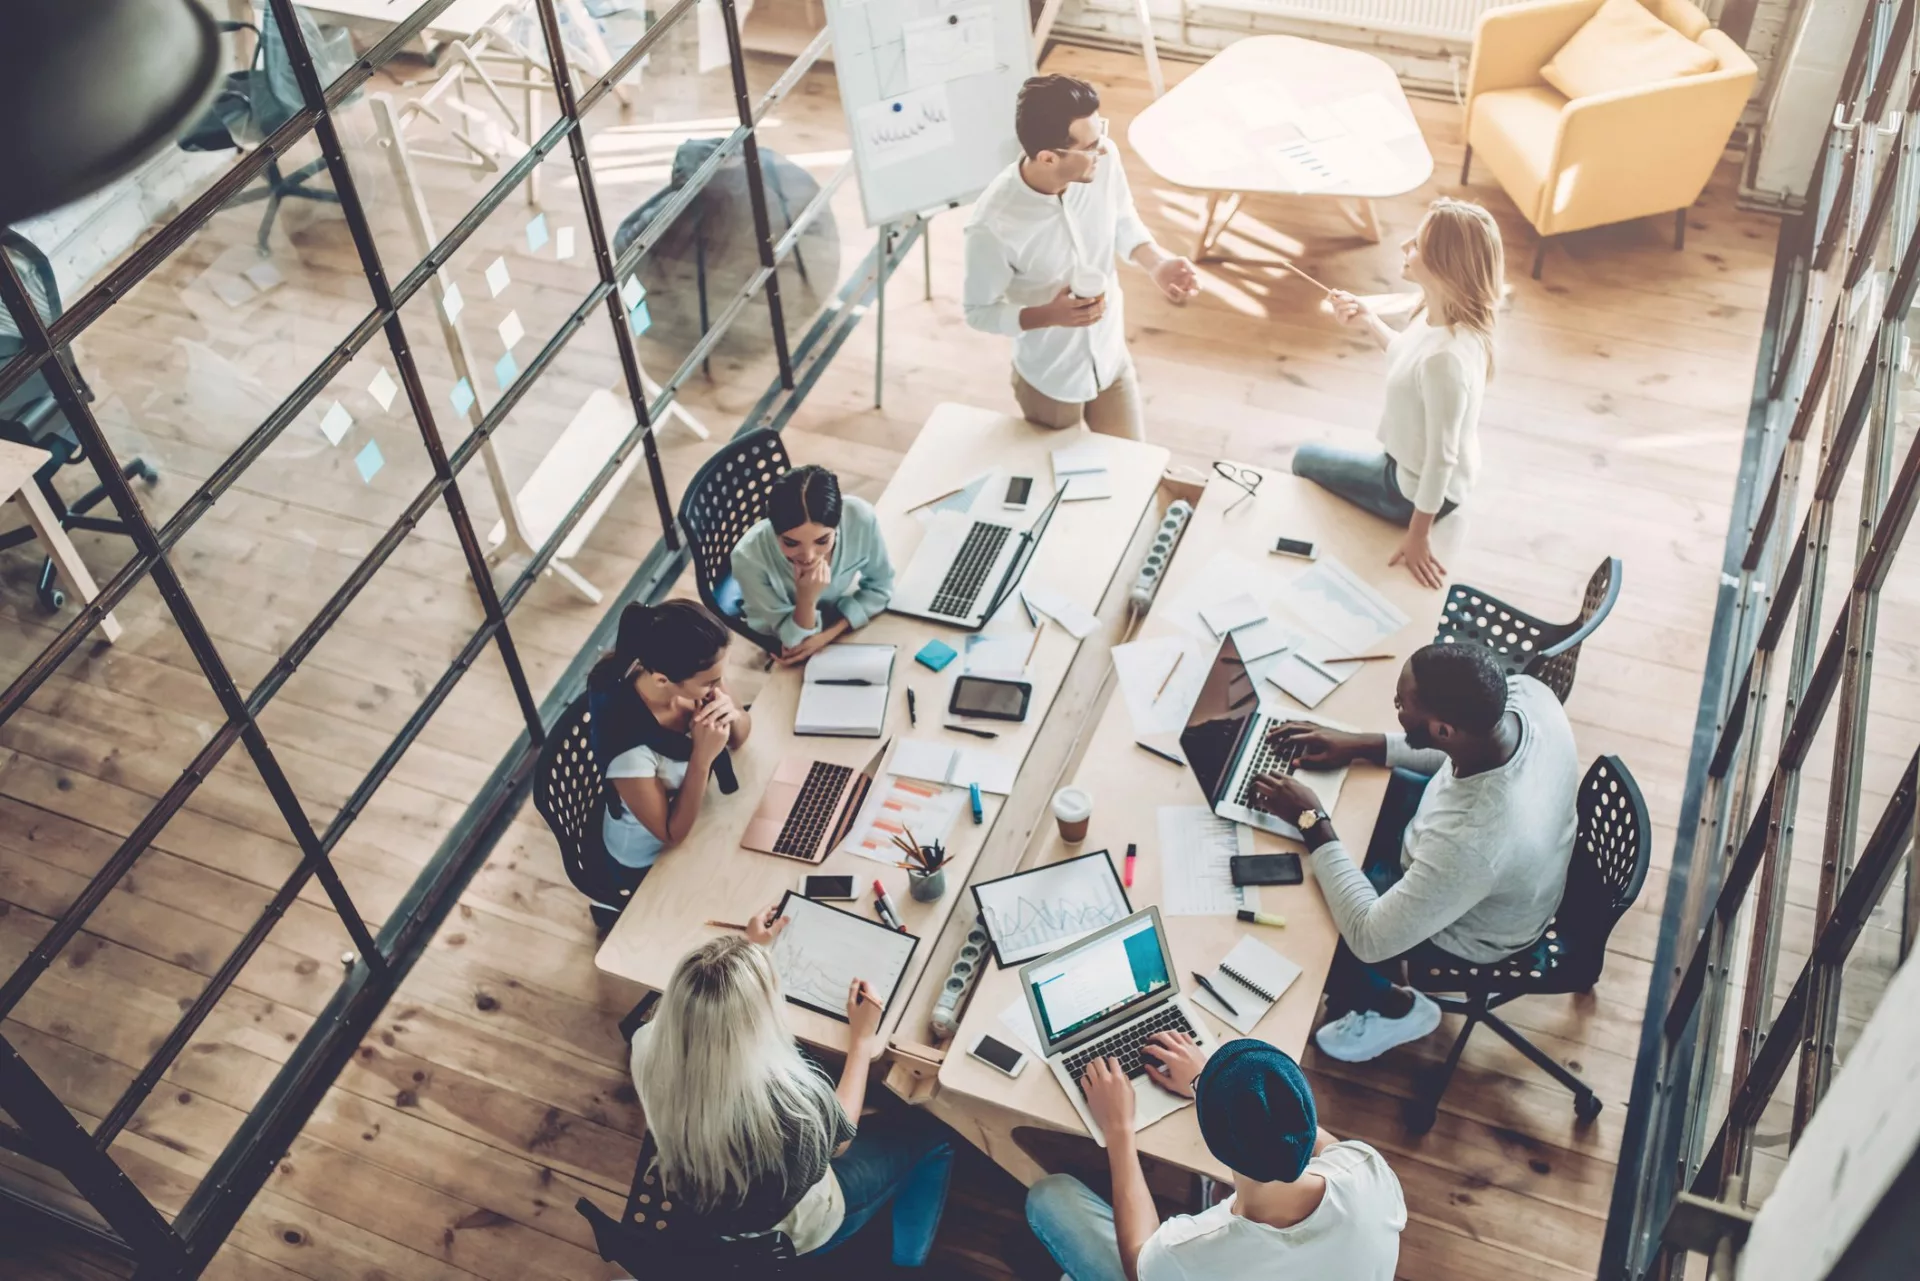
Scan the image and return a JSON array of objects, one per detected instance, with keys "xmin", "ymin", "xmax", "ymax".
[
  {"xmin": 1575, "ymin": 1092, "xmax": 1602, "ymax": 1122},
  {"xmin": 135, "ymin": 461, "xmax": 159, "ymax": 485},
  {"xmin": 39, "ymin": 586, "xmax": 66, "ymax": 613},
  {"xmin": 1401, "ymin": 1096, "xmax": 1438, "ymax": 1135}
]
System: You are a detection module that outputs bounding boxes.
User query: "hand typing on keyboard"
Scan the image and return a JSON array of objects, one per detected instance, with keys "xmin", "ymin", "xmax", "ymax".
[
  {"xmin": 1250, "ymin": 770, "xmax": 1321, "ymax": 820},
  {"xmin": 1077, "ymin": 1056, "xmax": 1136, "ymax": 1143},
  {"xmin": 1139, "ymin": 1031, "xmax": 1207, "ymax": 1099}
]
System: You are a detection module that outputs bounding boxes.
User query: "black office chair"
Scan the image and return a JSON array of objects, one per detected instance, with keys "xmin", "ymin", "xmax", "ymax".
[
  {"xmin": 178, "ymin": 14, "xmax": 352, "ymax": 253},
  {"xmin": 577, "ymin": 1127, "xmax": 798, "ymax": 1277},
  {"xmin": 0, "ymin": 231, "xmax": 156, "ymax": 613},
  {"xmin": 677, "ymin": 428, "xmax": 792, "ymax": 654},
  {"xmin": 1432, "ymin": 556, "xmax": 1622, "ymax": 702},
  {"xmin": 1402, "ymin": 755, "xmax": 1650, "ymax": 1133},
  {"xmin": 532, "ymin": 691, "xmax": 645, "ymax": 934}
]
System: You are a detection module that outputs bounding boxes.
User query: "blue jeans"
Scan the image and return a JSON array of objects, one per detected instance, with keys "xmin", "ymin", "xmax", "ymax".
[
  {"xmin": 1291, "ymin": 443, "xmax": 1458, "ymax": 528},
  {"xmin": 1025, "ymin": 1174, "xmax": 1127, "ymax": 1281},
  {"xmin": 1322, "ymin": 769, "xmax": 1477, "ymax": 1017},
  {"xmin": 814, "ymin": 1108, "xmax": 956, "ymax": 1266}
]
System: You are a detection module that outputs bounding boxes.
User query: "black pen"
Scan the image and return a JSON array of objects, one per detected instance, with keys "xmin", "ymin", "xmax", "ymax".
[
  {"xmin": 1135, "ymin": 741, "xmax": 1185, "ymax": 766},
  {"xmin": 1022, "ymin": 594, "xmax": 1039, "ymax": 627},
  {"xmin": 814, "ymin": 678, "xmax": 871, "ymax": 686},
  {"xmin": 907, "ymin": 688, "xmax": 918, "ymax": 725},
  {"xmin": 1193, "ymin": 972, "xmax": 1240, "ymax": 1018},
  {"xmin": 947, "ymin": 724, "xmax": 998, "ymax": 739}
]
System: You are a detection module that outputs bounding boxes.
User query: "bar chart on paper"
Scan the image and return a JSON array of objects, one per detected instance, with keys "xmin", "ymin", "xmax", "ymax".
[{"xmin": 974, "ymin": 853, "xmax": 1132, "ymax": 964}]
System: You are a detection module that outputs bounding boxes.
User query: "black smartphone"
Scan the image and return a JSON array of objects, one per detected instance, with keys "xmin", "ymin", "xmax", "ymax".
[
  {"xmin": 803, "ymin": 874, "xmax": 856, "ymax": 901},
  {"xmin": 1004, "ymin": 475, "xmax": 1034, "ymax": 509},
  {"xmin": 1271, "ymin": 536, "xmax": 1318, "ymax": 560},
  {"xmin": 1230, "ymin": 853, "xmax": 1304, "ymax": 886},
  {"xmin": 968, "ymin": 1032, "xmax": 1027, "ymax": 1077},
  {"xmin": 949, "ymin": 675, "xmax": 1032, "ymax": 722}
]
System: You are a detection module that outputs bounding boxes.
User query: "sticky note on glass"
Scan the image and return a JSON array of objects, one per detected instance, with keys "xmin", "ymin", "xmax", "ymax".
[
  {"xmin": 244, "ymin": 261, "xmax": 284, "ymax": 293},
  {"xmin": 319, "ymin": 400, "xmax": 353, "ymax": 446},
  {"xmin": 450, "ymin": 376, "xmax": 476, "ymax": 416},
  {"xmin": 485, "ymin": 256, "xmax": 511, "ymax": 297},
  {"xmin": 619, "ymin": 274, "xmax": 644, "ymax": 311},
  {"xmin": 556, "ymin": 226, "xmax": 575, "ymax": 260},
  {"xmin": 354, "ymin": 439, "xmax": 384, "ymax": 483},
  {"xmin": 494, "ymin": 350, "xmax": 518, "ymax": 389},
  {"xmin": 525, "ymin": 213, "xmax": 549, "ymax": 253},
  {"xmin": 628, "ymin": 299, "xmax": 651, "ymax": 336},
  {"xmin": 498, "ymin": 310, "xmax": 524, "ymax": 350},
  {"xmin": 368, "ymin": 366, "xmax": 398, "ymax": 412},
  {"xmin": 442, "ymin": 282, "xmax": 464, "ymax": 322}
]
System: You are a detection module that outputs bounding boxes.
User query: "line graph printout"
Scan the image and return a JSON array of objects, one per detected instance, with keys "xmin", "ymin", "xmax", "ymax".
[
  {"xmin": 972, "ymin": 851, "xmax": 1132, "ymax": 966},
  {"xmin": 853, "ymin": 83, "xmax": 954, "ymax": 172},
  {"xmin": 1278, "ymin": 555, "xmax": 1410, "ymax": 655},
  {"xmin": 770, "ymin": 892, "xmax": 919, "ymax": 1023}
]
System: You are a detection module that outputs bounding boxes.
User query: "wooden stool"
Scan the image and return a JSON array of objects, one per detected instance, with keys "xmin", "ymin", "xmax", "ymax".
[{"xmin": 0, "ymin": 439, "xmax": 121, "ymax": 644}]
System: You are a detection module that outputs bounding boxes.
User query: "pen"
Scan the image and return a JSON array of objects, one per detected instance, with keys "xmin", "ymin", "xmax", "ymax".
[
  {"xmin": 1022, "ymin": 594, "xmax": 1038, "ymax": 627},
  {"xmin": 947, "ymin": 724, "xmax": 998, "ymax": 739},
  {"xmin": 1135, "ymin": 741, "xmax": 1185, "ymax": 766},
  {"xmin": 1193, "ymin": 971, "xmax": 1241, "ymax": 1017},
  {"xmin": 969, "ymin": 783, "xmax": 983, "ymax": 825},
  {"xmin": 706, "ymin": 919, "xmax": 749, "ymax": 931},
  {"xmin": 907, "ymin": 688, "xmax": 918, "ymax": 725},
  {"xmin": 872, "ymin": 880, "xmax": 905, "ymax": 932},
  {"xmin": 1123, "ymin": 843, "xmax": 1136, "ymax": 887},
  {"xmin": 814, "ymin": 678, "xmax": 871, "ymax": 686},
  {"xmin": 1237, "ymin": 909, "xmax": 1287, "ymax": 928},
  {"xmin": 1153, "ymin": 651, "xmax": 1185, "ymax": 701},
  {"xmin": 1323, "ymin": 653, "xmax": 1396, "ymax": 664}
]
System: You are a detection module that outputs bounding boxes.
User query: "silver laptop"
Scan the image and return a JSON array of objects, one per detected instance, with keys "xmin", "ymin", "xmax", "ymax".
[
  {"xmin": 890, "ymin": 484, "xmax": 1066, "ymax": 629},
  {"xmin": 1019, "ymin": 907, "xmax": 1213, "ymax": 1146},
  {"xmin": 1178, "ymin": 635, "xmax": 1347, "ymax": 840}
]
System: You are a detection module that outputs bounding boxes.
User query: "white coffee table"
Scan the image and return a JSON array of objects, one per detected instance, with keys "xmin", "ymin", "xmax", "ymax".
[{"xmin": 1127, "ymin": 36, "xmax": 1434, "ymax": 260}]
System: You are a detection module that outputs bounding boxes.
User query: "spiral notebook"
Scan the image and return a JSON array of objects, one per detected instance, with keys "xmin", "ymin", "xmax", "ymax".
[{"xmin": 1189, "ymin": 935, "xmax": 1303, "ymax": 1034}]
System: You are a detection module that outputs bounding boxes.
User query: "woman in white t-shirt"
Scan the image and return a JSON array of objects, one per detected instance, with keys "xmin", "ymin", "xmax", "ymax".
[
  {"xmin": 1291, "ymin": 198, "xmax": 1504, "ymax": 588},
  {"xmin": 631, "ymin": 921, "xmax": 957, "ymax": 1263},
  {"xmin": 588, "ymin": 600, "xmax": 751, "ymax": 878}
]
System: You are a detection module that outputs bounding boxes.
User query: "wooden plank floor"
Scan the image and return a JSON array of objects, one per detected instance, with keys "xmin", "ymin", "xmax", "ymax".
[{"xmin": 12, "ymin": 38, "xmax": 1891, "ymax": 1281}]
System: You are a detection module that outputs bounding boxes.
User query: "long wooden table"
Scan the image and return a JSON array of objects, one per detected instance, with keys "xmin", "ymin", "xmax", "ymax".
[
  {"xmin": 594, "ymin": 404, "xmax": 1169, "ymax": 1054},
  {"xmin": 929, "ymin": 468, "xmax": 1458, "ymax": 1184}
]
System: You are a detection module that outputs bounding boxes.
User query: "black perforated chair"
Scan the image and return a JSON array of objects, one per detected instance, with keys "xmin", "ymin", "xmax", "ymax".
[
  {"xmin": 577, "ymin": 1131, "xmax": 798, "ymax": 1275},
  {"xmin": 1432, "ymin": 557, "xmax": 1622, "ymax": 702},
  {"xmin": 677, "ymin": 428, "xmax": 791, "ymax": 653},
  {"xmin": 532, "ymin": 692, "xmax": 643, "ymax": 933},
  {"xmin": 1403, "ymin": 755, "xmax": 1650, "ymax": 1133}
]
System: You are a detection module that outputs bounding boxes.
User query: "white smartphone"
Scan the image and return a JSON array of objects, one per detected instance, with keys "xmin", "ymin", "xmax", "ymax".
[
  {"xmin": 1003, "ymin": 475, "xmax": 1034, "ymax": 510},
  {"xmin": 968, "ymin": 1032, "xmax": 1028, "ymax": 1077}
]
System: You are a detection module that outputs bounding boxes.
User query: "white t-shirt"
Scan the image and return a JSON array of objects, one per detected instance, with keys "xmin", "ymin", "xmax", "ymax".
[
  {"xmin": 602, "ymin": 743, "xmax": 691, "ymax": 869},
  {"xmin": 1374, "ymin": 314, "xmax": 1488, "ymax": 513},
  {"xmin": 1137, "ymin": 1141, "xmax": 1406, "ymax": 1281}
]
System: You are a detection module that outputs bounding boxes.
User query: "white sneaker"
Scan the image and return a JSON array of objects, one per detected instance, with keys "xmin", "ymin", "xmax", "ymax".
[{"xmin": 1314, "ymin": 991, "xmax": 1443, "ymax": 1063}]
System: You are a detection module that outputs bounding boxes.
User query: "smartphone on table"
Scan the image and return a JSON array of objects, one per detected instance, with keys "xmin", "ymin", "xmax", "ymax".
[
  {"xmin": 803, "ymin": 874, "xmax": 856, "ymax": 901},
  {"xmin": 1230, "ymin": 853, "xmax": 1304, "ymax": 886},
  {"xmin": 968, "ymin": 1032, "xmax": 1028, "ymax": 1077},
  {"xmin": 1271, "ymin": 536, "xmax": 1318, "ymax": 560},
  {"xmin": 1004, "ymin": 475, "xmax": 1034, "ymax": 510}
]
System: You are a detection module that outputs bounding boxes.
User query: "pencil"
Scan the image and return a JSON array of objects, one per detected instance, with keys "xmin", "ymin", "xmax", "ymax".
[
  {"xmin": 908, "ymin": 482, "xmax": 968, "ymax": 512},
  {"xmin": 706, "ymin": 919, "xmax": 750, "ymax": 930},
  {"xmin": 1281, "ymin": 259, "xmax": 1332, "ymax": 294},
  {"xmin": 1153, "ymin": 651, "xmax": 1185, "ymax": 701},
  {"xmin": 1323, "ymin": 653, "xmax": 1396, "ymax": 663},
  {"xmin": 1024, "ymin": 618, "xmax": 1046, "ymax": 669}
]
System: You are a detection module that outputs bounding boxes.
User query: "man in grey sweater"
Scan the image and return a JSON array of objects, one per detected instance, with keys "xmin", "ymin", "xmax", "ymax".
[{"xmin": 1251, "ymin": 643, "xmax": 1579, "ymax": 1063}]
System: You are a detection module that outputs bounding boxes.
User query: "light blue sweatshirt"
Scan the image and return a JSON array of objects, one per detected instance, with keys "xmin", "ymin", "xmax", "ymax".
[{"xmin": 730, "ymin": 495, "xmax": 895, "ymax": 650}]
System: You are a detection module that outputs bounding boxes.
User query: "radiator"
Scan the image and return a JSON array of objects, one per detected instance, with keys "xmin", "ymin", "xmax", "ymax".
[{"xmin": 1201, "ymin": 0, "xmax": 1514, "ymax": 40}]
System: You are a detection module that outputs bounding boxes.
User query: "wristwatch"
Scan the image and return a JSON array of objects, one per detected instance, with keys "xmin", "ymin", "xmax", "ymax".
[{"xmin": 1297, "ymin": 808, "xmax": 1327, "ymax": 833}]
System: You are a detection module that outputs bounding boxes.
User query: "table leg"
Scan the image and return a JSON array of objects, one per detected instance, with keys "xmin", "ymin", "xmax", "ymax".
[
  {"xmin": 1345, "ymin": 198, "xmax": 1382, "ymax": 244},
  {"xmin": 13, "ymin": 485, "xmax": 121, "ymax": 644},
  {"xmin": 1132, "ymin": 0, "xmax": 1165, "ymax": 98},
  {"xmin": 1193, "ymin": 193, "xmax": 1220, "ymax": 262}
]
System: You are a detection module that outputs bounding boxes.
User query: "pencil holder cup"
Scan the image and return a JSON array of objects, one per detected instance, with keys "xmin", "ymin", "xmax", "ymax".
[{"xmin": 908, "ymin": 865, "xmax": 947, "ymax": 902}]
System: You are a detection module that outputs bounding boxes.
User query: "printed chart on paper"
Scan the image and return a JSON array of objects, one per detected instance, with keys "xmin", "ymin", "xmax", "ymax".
[
  {"xmin": 976, "ymin": 856, "xmax": 1132, "ymax": 964},
  {"xmin": 771, "ymin": 893, "xmax": 918, "ymax": 1019}
]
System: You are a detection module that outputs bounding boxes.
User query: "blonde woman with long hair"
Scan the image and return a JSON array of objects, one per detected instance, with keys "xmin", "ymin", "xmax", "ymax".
[
  {"xmin": 630, "ymin": 912, "xmax": 956, "ymax": 1265},
  {"xmin": 1291, "ymin": 198, "xmax": 1503, "ymax": 587}
]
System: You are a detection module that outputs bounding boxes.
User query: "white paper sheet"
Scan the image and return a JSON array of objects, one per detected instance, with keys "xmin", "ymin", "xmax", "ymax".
[
  {"xmin": 441, "ymin": 282, "xmax": 465, "ymax": 322},
  {"xmin": 367, "ymin": 366, "xmax": 399, "ymax": 412},
  {"xmin": 771, "ymin": 892, "xmax": 917, "ymax": 1019},
  {"xmin": 887, "ymin": 739, "xmax": 1019, "ymax": 795},
  {"xmin": 902, "ymin": 6, "xmax": 995, "ymax": 89},
  {"xmin": 497, "ymin": 309, "xmax": 525, "ymax": 351},
  {"xmin": 839, "ymin": 774, "xmax": 966, "ymax": 864},
  {"xmin": 556, "ymin": 225, "xmax": 576, "ymax": 260},
  {"xmin": 1281, "ymin": 556, "xmax": 1409, "ymax": 654},
  {"xmin": 484, "ymin": 256, "xmax": 511, "ymax": 297},
  {"xmin": 319, "ymin": 400, "xmax": 353, "ymax": 446},
  {"xmin": 963, "ymin": 633, "xmax": 1031, "ymax": 678},
  {"xmin": 855, "ymin": 83, "xmax": 954, "ymax": 171},
  {"xmin": 998, "ymin": 994, "xmax": 1045, "ymax": 1057},
  {"xmin": 1157, "ymin": 806, "xmax": 1250, "ymax": 916},
  {"xmin": 1111, "ymin": 636, "xmax": 1210, "ymax": 737},
  {"xmin": 1021, "ymin": 585, "xmax": 1099, "ymax": 639},
  {"xmin": 976, "ymin": 854, "xmax": 1133, "ymax": 965},
  {"xmin": 1199, "ymin": 593, "xmax": 1267, "ymax": 638}
]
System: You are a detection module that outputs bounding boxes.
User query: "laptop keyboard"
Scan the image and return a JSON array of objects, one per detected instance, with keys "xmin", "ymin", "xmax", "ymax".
[
  {"xmin": 772, "ymin": 762, "xmax": 854, "ymax": 858},
  {"xmin": 1232, "ymin": 729, "xmax": 1305, "ymax": 809},
  {"xmin": 928, "ymin": 522, "xmax": 1012, "ymax": 618},
  {"xmin": 1063, "ymin": 1006, "xmax": 1198, "ymax": 1088}
]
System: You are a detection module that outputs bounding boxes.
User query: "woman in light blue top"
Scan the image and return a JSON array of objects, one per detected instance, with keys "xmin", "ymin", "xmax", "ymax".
[{"xmin": 732, "ymin": 466, "xmax": 895, "ymax": 667}]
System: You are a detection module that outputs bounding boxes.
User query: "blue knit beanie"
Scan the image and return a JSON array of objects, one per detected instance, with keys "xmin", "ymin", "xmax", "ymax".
[{"xmin": 1193, "ymin": 1038, "xmax": 1317, "ymax": 1182}]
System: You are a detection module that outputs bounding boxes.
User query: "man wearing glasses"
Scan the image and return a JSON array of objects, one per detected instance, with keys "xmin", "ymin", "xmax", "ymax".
[{"xmin": 963, "ymin": 74, "xmax": 1201, "ymax": 440}]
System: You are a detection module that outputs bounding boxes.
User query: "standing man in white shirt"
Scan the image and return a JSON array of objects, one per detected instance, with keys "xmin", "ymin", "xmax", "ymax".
[
  {"xmin": 1025, "ymin": 1034, "xmax": 1406, "ymax": 1281},
  {"xmin": 963, "ymin": 74, "xmax": 1201, "ymax": 440}
]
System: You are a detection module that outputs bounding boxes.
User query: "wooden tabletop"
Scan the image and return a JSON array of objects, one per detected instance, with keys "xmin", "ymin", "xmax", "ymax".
[
  {"xmin": 594, "ymin": 404, "xmax": 1170, "ymax": 1054},
  {"xmin": 1127, "ymin": 36, "xmax": 1434, "ymax": 199},
  {"xmin": 932, "ymin": 467, "xmax": 1459, "ymax": 1183}
]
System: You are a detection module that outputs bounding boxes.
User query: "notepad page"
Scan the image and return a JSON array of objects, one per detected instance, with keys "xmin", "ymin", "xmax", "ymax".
[
  {"xmin": 1190, "ymin": 935, "xmax": 1304, "ymax": 1034},
  {"xmin": 794, "ymin": 683, "xmax": 889, "ymax": 736},
  {"xmin": 805, "ymin": 644, "xmax": 896, "ymax": 686}
]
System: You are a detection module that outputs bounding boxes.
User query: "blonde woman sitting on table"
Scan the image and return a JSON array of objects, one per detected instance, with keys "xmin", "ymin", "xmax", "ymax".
[
  {"xmin": 732, "ymin": 465, "xmax": 894, "ymax": 667},
  {"xmin": 630, "ymin": 917, "xmax": 956, "ymax": 1265},
  {"xmin": 1291, "ymin": 198, "xmax": 1503, "ymax": 588},
  {"xmin": 588, "ymin": 600, "xmax": 750, "ymax": 879}
]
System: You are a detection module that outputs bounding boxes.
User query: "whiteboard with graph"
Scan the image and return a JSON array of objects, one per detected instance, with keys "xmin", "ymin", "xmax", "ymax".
[{"xmin": 824, "ymin": 0, "xmax": 1037, "ymax": 227}]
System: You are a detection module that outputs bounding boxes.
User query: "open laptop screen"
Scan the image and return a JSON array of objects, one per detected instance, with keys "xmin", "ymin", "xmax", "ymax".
[
  {"xmin": 1178, "ymin": 635, "xmax": 1258, "ymax": 803},
  {"xmin": 1027, "ymin": 912, "xmax": 1171, "ymax": 1045}
]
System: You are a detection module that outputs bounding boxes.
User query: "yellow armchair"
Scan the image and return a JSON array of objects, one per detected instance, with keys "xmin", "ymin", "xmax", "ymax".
[{"xmin": 1461, "ymin": 0, "xmax": 1757, "ymax": 276}]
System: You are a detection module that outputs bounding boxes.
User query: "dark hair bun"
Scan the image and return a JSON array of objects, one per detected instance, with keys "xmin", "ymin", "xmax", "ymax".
[{"xmin": 612, "ymin": 599, "xmax": 730, "ymax": 682}]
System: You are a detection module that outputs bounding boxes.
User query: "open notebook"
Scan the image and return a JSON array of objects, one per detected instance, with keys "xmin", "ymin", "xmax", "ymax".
[
  {"xmin": 794, "ymin": 644, "xmax": 895, "ymax": 737},
  {"xmin": 1189, "ymin": 935, "xmax": 1303, "ymax": 1034}
]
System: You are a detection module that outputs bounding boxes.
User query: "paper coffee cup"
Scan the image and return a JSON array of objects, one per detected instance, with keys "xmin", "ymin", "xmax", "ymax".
[
  {"xmin": 1052, "ymin": 787, "xmax": 1092, "ymax": 842},
  {"xmin": 1069, "ymin": 267, "xmax": 1105, "ymax": 299}
]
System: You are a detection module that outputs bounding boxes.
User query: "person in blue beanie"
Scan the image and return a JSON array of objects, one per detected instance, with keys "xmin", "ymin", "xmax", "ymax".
[{"xmin": 1025, "ymin": 1035, "xmax": 1404, "ymax": 1281}]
